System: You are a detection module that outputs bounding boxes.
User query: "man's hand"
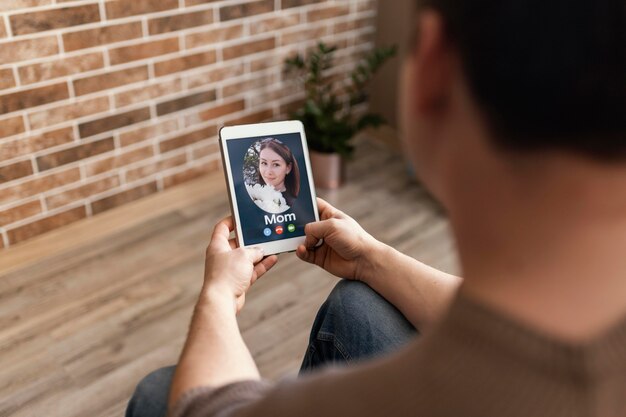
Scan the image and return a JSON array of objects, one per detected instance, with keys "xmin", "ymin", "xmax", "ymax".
[
  {"xmin": 296, "ymin": 198, "xmax": 384, "ymax": 284},
  {"xmin": 203, "ymin": 216, "xmax": 278, "ymax": 313},
  {"xmin": 297, "ymin": 198, "xmax": 462, "ymax": 330},
  {"xmin": 169, "ymin": 217, "xmax": 275, "ymax": 408}
]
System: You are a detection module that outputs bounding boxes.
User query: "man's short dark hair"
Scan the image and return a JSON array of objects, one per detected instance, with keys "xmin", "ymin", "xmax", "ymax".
[{"xmin": 417, "ymin": 0, "xmax": 625, "ymax": 160}]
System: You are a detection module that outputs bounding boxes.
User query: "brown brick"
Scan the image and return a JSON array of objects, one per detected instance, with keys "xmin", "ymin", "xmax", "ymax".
[
  {"xmin": 191, "ymin": 141, "xmax": 218, "ymax": 160},
  {"xmin": 224, "ymin": 108, "xmax": 274, "ymax": 125},
  {"xmin": 334, "ymin": 16, "xmax": 375, "ymax": 34},
  {"xmin": 0, "ymin": 69, "xmax": 15, "ymax": 90},
  {"xmin": 84, "ymin": 145, "xmax": 153, "ymax": 176},
  {"xmin": 119, "ymin": 119, "xmax": 179, "ymax": 147},
  {"xmin": 185, "ymin": 0, "xmax": 221, "ymax": 5},
  {"xmin": 28, "ymin": 96, "xmax": 109, "ymax": 130},
  {"xmin": 0, "ymin": 0, "xmax": 52, "ymax": 13},
  {"xmin": 156, "ymin": 90, "xmax": 217, "ymax": 116},
  {"xmin": 73, "ymin": 65, "xmax": 149, "ymax": 96},
  {"xmin": 356, "ymin": 0, "xmax": 376, "ymax": 12},
  {"xmin": 0, "ymin": 115, "xmax": 25, "ymax": 138},
  {"xmin": 0, "ymin": 35, "xmax": 59, "ymax": 65},
  {"xmin": 159, "ymin": 125, "xmax": 216, "ymax": 153},
  {"xmin": 185, "ymin": 24, "xmax": 244, "ymax": 49},
  {"xmin": 115, "ymin": 78, "xmax": 182, "ymax": 108},
  {"xmin": 46, "ymin": 175, "xmax": 120, "ymax": 209},
  {"xmin": 280, "ymin": 26, "xmax": 327, "ymax": 45},
  {"xmin": 36, "ymin": 137, "xmax": 114, "ymax": 171},
  {"xmin": 249, "ymin": 12, "xmax": 301, "ymax": 35},
  {"xmin": 307, "ymin": 4, "xmax": 349, "ymax": 22},
  {"xmin": 222, "ymin": 37, "xmax": 275, "ymax": 61},
  {"xmin": 354, "ymin": 30, "xmax": 376, "ymax": 47},
  {"xmin": 196, "ymin": 100, "xmax": 245, "ymax": 122},
  {"xmin": 0, "ymin": 19, "xmax": 6, "ymax": 38},
  {"xmin": 282, "ymin": 0, "xmax": 324, "ymax": 8},
  {"xmin": 163, "ymin": 161, "xmax": 220, "ymax": 188},
  {"xmin": 185, "ymin": 62, "xmax": 244, "ymax": 89},
  {"xmin": 63, "ymin": 22, "xmax": 143, "ymax": 52},
  {"xmin": 249, "ymin": 83, "xmax": 297, "ymax": 107},
  {"xmin": 223, "ymin": 73, "xmax": 275, "ymax": 97},
  {"xmin": 79, "ymin": 107, "xmax": 151, "ymax": 138},
  {"xmin": 0, "ymin": 83, "xmax": 69, "ymax": 115},
  {"xmin": 360, "ymin": 15, "xmax": 378, "ymax": 30},
  {"xmin": 154, "ymin": 50, "xmax": 216, "ymax": 77},
  {"xmin": 7, "ymin": 205, "xmax": 86, "ymax": 244},
  {"xmin": 0, "ymin": 167, "xmax": 80, "ymax": 205},
  {"xmin": 148, "ymin": 10, "xmax": 213, "ymax": 35},
  {"xmin": 220, "ymin": 0, "xmax": 274, "ymax": 21},
  {"xmin": 334, "ymin": 49, "xmax": 366, "ymax": 67},
  {"xmin": 333, "ymin": 20, "xmax": 356, "ymax": 34},
  {"xmin": 109, "ymin": 38, "xmax": 179, "ymax": 65},
  {"xmin": 125, "ymin": 152, "xmax": 187, "ymax": 182},
  {"xmin": 0, "ymin": 127, "xmax": 74, "ymax": 161},
  {"xmin": 0, "ymin": 160, "xmax": 33, "ymax": 184},
  {"xmin": 0, "ymin": 200, "xmax": 42, "ymax": 227},
  {"xmin": 279, "ymin": 97, "xmax": 305, "ymax": 115},
  {"xmin": 18, "ymin": 52, "xmax": 104, "ymax": 85},
  {"xmin": 10, "ymin": 4, "xmax": 100, "ymax": 36},
  {"xmin": 105, "ymin": 0, "xmax": 179, "ymax": 19},
  {"xmin": 91, "ymin": 181, "xmax": 157, "ymax": 214},
  {"xmin": 249, "ymin": 50, "xmax": 293, "ymax": 71}
]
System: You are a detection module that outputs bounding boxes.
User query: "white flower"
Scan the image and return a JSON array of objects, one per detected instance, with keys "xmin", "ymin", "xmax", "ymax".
[{"xmin": 245, "ymin": 183, "xmax": 290, "ymax": 214}]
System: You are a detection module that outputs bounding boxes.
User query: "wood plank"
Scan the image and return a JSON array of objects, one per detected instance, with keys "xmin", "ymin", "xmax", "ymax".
[
  {"xmin": 0, "ymin": 136, "xmax": 458, "ymax": 416},
  {"xmin": 0, "ymin": 174, "xmax": 226, "ymax": 276}
]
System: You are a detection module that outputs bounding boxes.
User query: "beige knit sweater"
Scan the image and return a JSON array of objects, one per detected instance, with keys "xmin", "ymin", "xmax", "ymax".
[{"xmin": 170, "ymin": 294, "xmax": 626, "ymax": 417}]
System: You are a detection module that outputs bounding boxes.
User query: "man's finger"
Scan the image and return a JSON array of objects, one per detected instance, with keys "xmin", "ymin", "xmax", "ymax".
[
  {"xmin": 210, "ymin": 216, "xmax": 235, "ymax": 251},
  {"xmin": 303, "ymin": 233, "xmax": 321, "ymax": 250},
  {"xmin": 229, "ymin": 238, "xmax": 237, "ymax": 250},
  {"xmin": 243, "ymin": 247, "xmax": 264, "ymax": 264},
  {"xmin": 317, "ymin": 198, "xmax": 343, "ymax": 221},
  {"xmin": 297, "ymin": 243, "xmax": 328, "ymax": 269},
  {"xmin": 304, "ymin": 219, "xmax": 337, "ymax": 248},
  {"xmin": 251, "ymin": 255, "xmax": 278, "ymax": 284},
  {"xmin": 296, "ymin": 245, "xmax": 314, "ymax": 264}
]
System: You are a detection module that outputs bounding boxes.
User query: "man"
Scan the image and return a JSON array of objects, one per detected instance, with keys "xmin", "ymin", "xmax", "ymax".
[{"xmin": 127, "ymin": 0, "xmax": 626, "ymax": 416}]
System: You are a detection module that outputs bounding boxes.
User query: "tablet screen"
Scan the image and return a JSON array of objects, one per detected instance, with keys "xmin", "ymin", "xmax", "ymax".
[{"xmin": 226, "ymin": 132, "xmax": 317, "ymax": 246}]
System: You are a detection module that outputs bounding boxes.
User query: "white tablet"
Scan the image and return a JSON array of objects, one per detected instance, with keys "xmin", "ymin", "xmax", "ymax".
[{"xmin": 219, "ymin": 120, "xmax": 320, "ymax": 255}]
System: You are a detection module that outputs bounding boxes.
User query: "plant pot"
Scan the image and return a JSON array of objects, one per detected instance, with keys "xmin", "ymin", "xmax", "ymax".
[{"xmin": 309, "ymin": 150, "xmax": 346, "ymax": 189}]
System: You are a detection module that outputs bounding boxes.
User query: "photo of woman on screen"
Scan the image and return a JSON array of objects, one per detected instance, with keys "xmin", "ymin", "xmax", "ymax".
[{"xmin": 243, "ymin": 138, "xmax": 300, "ymax": 214}]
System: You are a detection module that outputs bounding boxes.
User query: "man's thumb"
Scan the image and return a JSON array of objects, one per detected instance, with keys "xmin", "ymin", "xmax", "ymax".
[{"xmin": 245, "ymin": 247, "xmax": 265, "ymax": 263}]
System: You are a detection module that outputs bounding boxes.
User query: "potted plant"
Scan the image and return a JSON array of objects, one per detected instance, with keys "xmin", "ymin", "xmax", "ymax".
[{"xmin": 284, "ymin": 42, "xmax": 396, "ymax": 189}]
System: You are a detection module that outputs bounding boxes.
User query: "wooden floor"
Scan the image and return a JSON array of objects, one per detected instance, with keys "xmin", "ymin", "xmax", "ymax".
[{"xmin": 0, "ymin": 137, "xmax": 458, "ymax": 417}]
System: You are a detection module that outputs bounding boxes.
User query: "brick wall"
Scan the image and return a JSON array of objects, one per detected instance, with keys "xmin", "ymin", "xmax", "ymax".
[{"xmin": 0, "ymin": 0, "xmax": 377, "ymax": 249}]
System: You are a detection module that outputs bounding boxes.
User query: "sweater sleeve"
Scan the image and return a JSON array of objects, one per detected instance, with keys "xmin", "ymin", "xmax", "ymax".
[
  {"xmin": 166, "ymin": 336, "xmax": 424, "ymax": 417},
  {"xmin": 166, "ymin": 349, "xmax": 408, "ymax": 417},
  {"xmin": 167, "ymin": 380, "xmax": 275, "ymax": 417}
]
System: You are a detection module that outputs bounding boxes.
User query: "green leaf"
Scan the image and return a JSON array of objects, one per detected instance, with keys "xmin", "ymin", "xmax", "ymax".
[
  {"xmin": 284, "ymin": 54, "xmax": 305, "ymax": 72},
  {"xmin": 304, "ymin": 99, "xmax": 322, "ymax": 116},
  {"xmin": 283, "ymin": 42, "xmax": 397, "ymax": 157},
  {"xmin": 356, "ymin": 113, "xmax": 386, "ymax": 131}
]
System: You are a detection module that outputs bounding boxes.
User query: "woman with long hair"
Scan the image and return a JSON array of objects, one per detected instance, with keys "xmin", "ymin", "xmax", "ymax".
[{"xmin": 257, "ymin": 138, "xmax": 300, "ymax": 206}]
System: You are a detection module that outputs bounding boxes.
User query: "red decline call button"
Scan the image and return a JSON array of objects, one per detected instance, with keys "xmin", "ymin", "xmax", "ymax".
[{"xmin": 275, "ymin": 225, "xmax": 284, "ymax": 235}]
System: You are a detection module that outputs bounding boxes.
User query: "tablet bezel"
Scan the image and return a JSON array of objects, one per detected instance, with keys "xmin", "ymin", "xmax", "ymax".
[{"xmin": 219, "ymin": 120, "xmax": 320, "ymax": 255}]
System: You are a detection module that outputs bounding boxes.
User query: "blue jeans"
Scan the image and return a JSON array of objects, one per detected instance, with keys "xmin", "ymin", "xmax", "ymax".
[{"xmin": 125, "ymin": 280, "xmax": 417, "ymax": 417}]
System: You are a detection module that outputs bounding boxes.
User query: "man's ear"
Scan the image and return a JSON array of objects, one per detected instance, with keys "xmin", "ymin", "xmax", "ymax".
[{"xmin": 413, "ymin": 11, "xmax": 453, "ymax": 117}]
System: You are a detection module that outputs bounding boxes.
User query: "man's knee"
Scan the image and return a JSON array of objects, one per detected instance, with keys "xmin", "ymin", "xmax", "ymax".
[
  {"xmin": 302, "ymin": 280, "xmax": 417, "ymax": 372},
  {"xmin": 324, "ymin": 280, "xmax": 382, "ymax": 322},
  {"xmin": 323, "ymin": 279, "xmax": 416, "ymax": 346},
  {"xmin": 126, "ymin": 366, "xmax": 175, "ymax": 417}
]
